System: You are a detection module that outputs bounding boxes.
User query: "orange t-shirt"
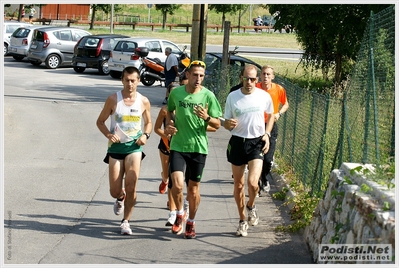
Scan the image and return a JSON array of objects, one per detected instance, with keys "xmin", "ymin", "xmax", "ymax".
[{"xmin": 256, "ymin": 82, "xmax": 287, "ymax": 122}]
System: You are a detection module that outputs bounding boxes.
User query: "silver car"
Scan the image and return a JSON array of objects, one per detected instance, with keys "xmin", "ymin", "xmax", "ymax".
[
  {"xmin": 8, "ymin": 25, "xmax": 51, "ymax": 61},
  {"xmin": 3, "ymin": 20, "xmax": 32, "ymax": 56},
  {"xmin": 108, "ymin": 37, "xmax": 184, "ymax": 79},
  {"xmin": 27, "ymin": 27, "xmax": 91, "ymax": 69}
]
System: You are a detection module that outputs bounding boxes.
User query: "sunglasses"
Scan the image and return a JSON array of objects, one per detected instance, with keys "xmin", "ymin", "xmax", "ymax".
[
  {"xmin": 188, "ymin": 60, "xmax": 206, "ymax": 69},
  {"xmin": 242, "ymin": 76, "xmax": 257, "ymax": 83}
]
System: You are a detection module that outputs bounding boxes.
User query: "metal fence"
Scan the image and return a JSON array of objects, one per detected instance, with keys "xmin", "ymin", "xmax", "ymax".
[{"xmin": 209, "ymin": 5, "xmax": 395, "ymax": 197}]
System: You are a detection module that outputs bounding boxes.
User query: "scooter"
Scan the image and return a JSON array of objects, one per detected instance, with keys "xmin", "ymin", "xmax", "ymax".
[{"xmin": 136, "ymin": 45, "xmax": 190, "ymax": 87}]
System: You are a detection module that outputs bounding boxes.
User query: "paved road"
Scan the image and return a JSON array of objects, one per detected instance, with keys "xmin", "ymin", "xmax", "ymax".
[{"xmin": 3, "ymin": 57, "xmax": 313, "ymax": 265}]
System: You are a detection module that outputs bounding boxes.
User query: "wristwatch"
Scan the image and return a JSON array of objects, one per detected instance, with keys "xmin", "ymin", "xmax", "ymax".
[
  {"xmin": 204, "ymin": 116, "xmax": 211, "ymax": 122},
  {"xmin": 143, "ymin": 132, "xmax": 150, "ymax": 139},
  {"xmin": 265, "ymin": 132, "xmax": 271, "ymax": 138}
]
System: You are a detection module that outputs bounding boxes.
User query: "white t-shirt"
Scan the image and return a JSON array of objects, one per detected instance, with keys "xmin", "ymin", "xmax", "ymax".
[
  {"xmin": 165, "ymin": 53, "xmax": 178, "ymax": 71},
  {"xmin": 224, "ymin": 87, "xmax": 273, "ymax": 138}
]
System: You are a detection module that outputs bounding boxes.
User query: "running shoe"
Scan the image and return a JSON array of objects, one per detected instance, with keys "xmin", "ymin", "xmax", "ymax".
[
  {"xmin": 263, "ymin": 181, "xmax": 271, "ymax": 193},
  {"xmin": 247, "ymin": 205, "xmax": 259, "ymax": 226},
  {"xmin": 113, "ymin": 191, "xmax": 125, "ymax": 215},
  {"xmin": 236, "ymin": 221, "xmax": 248, "ymax": 237},
  {"xmin": 166, "ymin": 211, "xmax": 176, "ymax": 226},
  {"xmin": 159, "ymin": 180, "xmax": 168, "ymax": 194},
  {"xmin": 183, "ymin": 199, "xmax": 189, "ymax": 221},
  {"xmin": 184, "ymin": 221, "xmax": 196, "ymax": 239},
  {"xmin": 172, "ymin": 214, "xmax": 183, "ymax": 235},
  {"xmin": 120, "ymin": 220, "xmax": 132, "ymax": 235}
]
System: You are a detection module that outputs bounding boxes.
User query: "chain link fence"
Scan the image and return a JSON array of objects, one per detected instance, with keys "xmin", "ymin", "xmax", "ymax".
[{"xmin": 209, "ymin": 5, "xmax": 395, "ymax": 197}]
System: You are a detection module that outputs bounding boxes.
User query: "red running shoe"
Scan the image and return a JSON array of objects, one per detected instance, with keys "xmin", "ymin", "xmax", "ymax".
[
  {"xmin": 159, "ymin": 180, "xmax": 168, "ymax": 194},
  {"xmin": 184, "ymin": 221, "xmax": 196, "ymax": 239},
  {"xmin": 172, "ymin": 214, "xmax": 183, "ymax": 235}
]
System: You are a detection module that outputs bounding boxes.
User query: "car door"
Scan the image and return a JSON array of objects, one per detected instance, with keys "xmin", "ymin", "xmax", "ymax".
[{"xmin": 54, "ymin": 29, "xmax": 75, "ymax": 62}]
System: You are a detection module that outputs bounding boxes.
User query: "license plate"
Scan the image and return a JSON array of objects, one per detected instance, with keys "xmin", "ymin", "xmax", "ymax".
[
  {"xmin": 30, "ymin": 44, "xmax": 37, "ymax": 49},
  {"xmin": 10, "ymin": 48, "xmax": 16, "ymax": 52},
  {"xmin": 77, "ymin": 62, "xmax": 86, "ymax": 67},
  {"xmin": 115, "ymin": 64, "xmax": 124, "ymax": 68}
]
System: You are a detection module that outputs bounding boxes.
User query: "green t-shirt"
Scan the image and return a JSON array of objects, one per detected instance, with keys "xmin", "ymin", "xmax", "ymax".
[{"xmin": 168, "ymin": 85, "xmax": 222, "ymax": 154}]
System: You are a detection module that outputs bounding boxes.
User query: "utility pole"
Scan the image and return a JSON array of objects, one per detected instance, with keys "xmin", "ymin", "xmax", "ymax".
[
  {"xmin": 191, "ymin": 4, "xmax": 208, "ymax": 61},
  {"xmin": 110, "ymin": 4, "xmax": 114, "ymax": 33},
  {"xmin": 221, "ymin": 21, "xmax": 231, "ymax": 93}
]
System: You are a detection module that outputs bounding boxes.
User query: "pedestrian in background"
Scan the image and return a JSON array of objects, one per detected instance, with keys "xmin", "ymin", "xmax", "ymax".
[
  {"xmin": 21, "ymin": 5, "xmax": 25, "ymax": 20},
  {"xmin": 163, "ymin": 47, "xmax": 179, "ymax": 104},
  {"xmin": 165, "ymin": 60, "xmax": 222, "ymax": 239},
  {"xmin": 28, "ymin": 5, "xmax": 36, "ymax": 24},
  {"xmin": 256, "ymin": 65, "xmax": 289, "ymax": 196},
  {"xmin": 224, "ymin": 64, "xmax": 274, "ymax": 237},
  {"xmin": 96, "ymin": 66, "xmax": 152, "ymax": 235}
]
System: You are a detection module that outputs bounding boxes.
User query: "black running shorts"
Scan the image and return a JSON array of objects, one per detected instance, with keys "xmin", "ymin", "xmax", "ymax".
[
  {"xmin": 226, "ymin": 135, "xmax": 264, "ymax": 166},
  {"xmin": 169, "ymin": 151, "xmax": 206, "ymax": 183}
]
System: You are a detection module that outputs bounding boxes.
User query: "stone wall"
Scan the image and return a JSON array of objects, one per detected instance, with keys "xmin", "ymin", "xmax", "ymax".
[{"xmin": 303, "ymin": 162, "xmax": 395, "ymax": 264}]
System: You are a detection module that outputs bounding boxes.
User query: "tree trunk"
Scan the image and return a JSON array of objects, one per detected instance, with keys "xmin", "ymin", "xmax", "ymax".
[
  {"xmin": 162, "ymin": 12, "xmax": 167, "ymax": 30},
  {"xmin": 334, "ymin": 33, "xmax": 343, "ymax": 86},
  {"xmin": 18, "ymin": 4, "xmax": 23, "ymax": 22},
  {"xmin": 90, "ymin": 7, "xmax": 96, "ymax": 30},
  {"xmin": 322, "ymin": 65, "xmax": 329, "ymax": 81},
  {"xmin": 334, "ymin": 53, "xmax": 342, "ymax": 86},
  {"xmin": 221, "ymin": 12, "xmax": 225, "ymax": 32}
]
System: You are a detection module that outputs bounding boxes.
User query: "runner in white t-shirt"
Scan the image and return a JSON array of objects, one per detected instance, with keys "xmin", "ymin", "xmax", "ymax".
[{"xmin": 224, "ymin": 64, "xmax": 274, "ymax": 237}]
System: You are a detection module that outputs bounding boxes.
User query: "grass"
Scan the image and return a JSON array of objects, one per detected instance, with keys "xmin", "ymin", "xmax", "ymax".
[{"xmin": 113, "ymin": 4, "xmax": 272, "ymax": 27}]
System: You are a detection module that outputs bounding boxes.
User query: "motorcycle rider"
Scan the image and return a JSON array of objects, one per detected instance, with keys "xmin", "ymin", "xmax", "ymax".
[{"xmin": 163, "ymin": 47, "xmax": 179, "ymax": 104}]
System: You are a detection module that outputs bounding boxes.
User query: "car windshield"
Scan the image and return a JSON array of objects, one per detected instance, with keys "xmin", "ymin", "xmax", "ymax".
[{"xmin": 12, "ymin": 28, "xmax": 31, "ymax": 38}]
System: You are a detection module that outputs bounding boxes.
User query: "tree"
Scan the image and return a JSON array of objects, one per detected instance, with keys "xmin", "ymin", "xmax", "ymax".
[
  {"xmin": 90, "ymin": 4, "xmax": 122, "ymax": 30},
  {"xmin": 266, "ymin": 4, "xmax": 390, "ymax": 86},
  {"xmin": 155, "ymin": 4, "xmax": 182, "ymax": 30},
  {"xmin": 209, "ymin": 4, "xmax": 247, "ymax": 31}
]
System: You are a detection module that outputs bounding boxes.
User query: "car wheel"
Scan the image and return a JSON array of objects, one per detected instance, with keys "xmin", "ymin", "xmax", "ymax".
[
  {"xmin": 99, "ymin": 60, "xmax": 110, "ymax": 75},
  {"xmin": 29, "ymin": 60, "xmax": 42, "ymax": 66},
  {"xmin": 45, "ymin": 54, "xmax": 61, "ymax": 69},
  {"xmin": 4, "ymin": 43, "xmax": 8, "ymax": 56},
  {"xmin": 140, "ymin": 74, "xmax": 156, "ymax": 86},
  {"xmin": 109, "ymin": 70, "xmax": 121, "ymax": 79},
  {"xmin": 73, "ymin": 66, "xmax": 85, "ymax": 73},
  {"xmin": 12, "ymin": 55, "xmax": 25, "ymax": 61}
]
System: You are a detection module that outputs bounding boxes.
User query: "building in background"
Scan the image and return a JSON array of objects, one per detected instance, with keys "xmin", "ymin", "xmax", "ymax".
[{"xmin": 4, "ymin": 4, "xmax": 90, "ymax": 21}]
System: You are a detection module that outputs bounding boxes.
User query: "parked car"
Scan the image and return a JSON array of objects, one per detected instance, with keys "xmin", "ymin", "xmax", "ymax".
[
  {"xmin": 72, "ymin": 34, "xmax": 130, "ymax": 75},
  {"xmin": 108, "ymin": 37, "xmax": 185, "ymax": 79},
  {"xmin": 262, "ymin": 15, "xmax": 277, "ymax": 27},
  {"xmin": 3, "ymin": 20, "xmax": 32, "ymax": 56},
  {"xmin": 204, "ymin": 52, "xmax": 261, "ymax": 75},
  {"xmin": 27, "ymin": 27, "xmax": 91, "ymax": 69},
  {"xmin": 8, "ymin": 25, "xmax": 51, "ymax": 61},
  {"xmin": 203, "ymin": 52, "xmax": 262, "ymax": 94}
]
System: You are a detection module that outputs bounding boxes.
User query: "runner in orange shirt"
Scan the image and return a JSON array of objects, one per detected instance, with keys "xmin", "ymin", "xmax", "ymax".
[{"xmin": 256, "ymin": 65, "xmax": 289, "ymax": 195}]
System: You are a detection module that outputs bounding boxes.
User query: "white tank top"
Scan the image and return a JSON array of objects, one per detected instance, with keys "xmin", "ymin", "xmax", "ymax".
[{"xmin": 110, "ymin": 90, "xmax": 143, "ymax": 140}]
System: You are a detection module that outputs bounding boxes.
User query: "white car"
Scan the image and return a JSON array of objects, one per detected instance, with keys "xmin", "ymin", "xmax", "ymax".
[
  {"xmin": 3, "ymin": 20, "xmax": 32, "ymax": 56},
  {"xmin": 108, "ymin": 37, "xmax": 184, "ymax": 79},
  {"xmin": 8, "ymin": 25, "xmax": 51, "ymax": 60}
]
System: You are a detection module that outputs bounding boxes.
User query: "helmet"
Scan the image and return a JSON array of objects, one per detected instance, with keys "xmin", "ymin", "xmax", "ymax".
[{"xmin": 258, "ymin": 15, "xmax": 261, "ymax": 18}]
